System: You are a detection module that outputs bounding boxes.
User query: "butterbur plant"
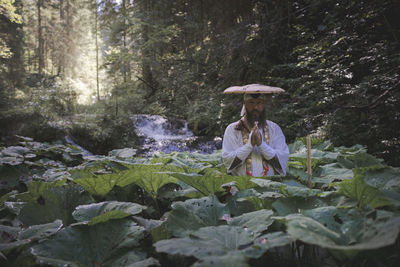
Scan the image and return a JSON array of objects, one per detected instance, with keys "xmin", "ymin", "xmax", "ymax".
[{"xmin": 0, "ymin": 137, "xmax": 399, "ymax": 266}]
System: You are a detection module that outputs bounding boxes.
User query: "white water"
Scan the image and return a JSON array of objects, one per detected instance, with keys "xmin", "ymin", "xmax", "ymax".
[
  {"xmin": 132, "ymin": 114, "xmax": 194, "ymax": 141},
  {"xmin": 131, "ymin": 114, "xmax": 221, "ymax": 156}
]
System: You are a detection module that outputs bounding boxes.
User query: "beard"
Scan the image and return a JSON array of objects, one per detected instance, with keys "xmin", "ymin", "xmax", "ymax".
[{"xmin": 245, "ymin": 108, "xmax": 267, "ymax": 128}]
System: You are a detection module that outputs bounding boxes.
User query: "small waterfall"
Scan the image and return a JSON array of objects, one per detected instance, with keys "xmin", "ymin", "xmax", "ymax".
[{"xmin": 132, "ymin": 114, "xmax": 221, "ymax": 156}]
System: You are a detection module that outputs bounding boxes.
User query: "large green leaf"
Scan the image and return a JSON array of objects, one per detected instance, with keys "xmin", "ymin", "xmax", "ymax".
[
  {"xmin": 10, "ymin": 181, "xmax": 93, "ymax": 226},
  {"xmin": 154, "ymin": 225, "xmax": 253, "ymax": 261},
  {"xmin": 73, "ymin": 164, "xmax": 181, "ymax": 197},
  {"xmin": 289, "ymin": 139, "xmax": 339, "ymax": 168},
  {"xmin": 165, "ymin": 196, "xmax": 229, "ymax": 237},
  {"xmin": 251, "ymin": 178, "xmax": 321, "ymax": 198},
  {"xmin": 337, "ymin": 152, "xmax": 384, "ymax": 169},
  {"xmin": 171, "ymin": 171, "xmax": 254, "ymax": 196},
  {"xmin": 31, "ymin": 219, "xmax": 146, "ymax": 266},
  {"xmin": 337, "ymin": 168, "xmax": 392, "ymax": 208},
  {"xmin": 155, "ymin": 225, "xmax": 290, "ymax": 265},
  {"xmin": 284, "ymin": 212, "xmax": 400, "ymax": 250},
  {"xmin": 316, "ymin": 162, "xmax": 354, "ymax": 183},
  {"xmin": 271, "ymin": 196, "xmax": 326, "ymax": 216},
  {"xmin": 0, "ymin": 220, "xmax": 63, "ymax": 253},
  {"xmin": 361, "ymin": 166, "xmax": 400, "ymax": 204},
  {"xmin": 228, "ymin": 209, "xmax": 274, "ymax": 234},
  {"xmin": 72, "ymin": 201, "xmax": 145, "ymax": 225},
  {"xmin": 243, "ymin": 232, "xmax": 293, "ymax": 259},
  {"xmin": 0, "ymin": 164, "xmax": 35, "ymax": 189},
  {"xmin": 131, "ymin": 172, "xmax": 178, "ymax": 199},
  {"xmin": 166, "ymin": 152, "xmax": 213, "ymax": 172},
  {"xmin": 363, "ymin": 166, "xmax": 400, "ymax": 193}
]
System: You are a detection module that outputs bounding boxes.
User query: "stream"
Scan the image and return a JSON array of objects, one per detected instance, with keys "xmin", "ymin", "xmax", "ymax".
[
  {"xmin": 65, "ymin": 114, "xmax": 222, "ymax": 157},
  {"xmin": 132, "ymin": 114, "xmax": 222, "ymax": 156}
]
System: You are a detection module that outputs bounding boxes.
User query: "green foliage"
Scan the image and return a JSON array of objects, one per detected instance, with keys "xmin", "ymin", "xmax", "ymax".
[
  {"xmin": 0, "ymin": 138, "xmax": 399, "ymax": 266},
  {"xmin": 71, "ymin": 164, "xmax": 181, "ymax": 198},
  {"xmin": 337, "ymin": 168, "xmax": 393, "ymax": 208},
  {"xmin": 72, "ymin": 201, "xmax": 145, "ymax": 225},
  {"xmin": 165, "ymin": 196, "xmax": 229, "ymax": 237},
  {"xmin": 284, "ymin": 211, "xmax": 400, "ymax": 251},
  {"xmin": 68, "ymin": 111, "xmax": 139, "ymax": 155},
  {"xmin": 30, "ymin": 219, "xmax": 147, "ymax": 267}
]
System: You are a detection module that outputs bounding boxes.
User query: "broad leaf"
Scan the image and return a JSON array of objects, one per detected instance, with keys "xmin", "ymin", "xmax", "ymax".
[
  {"xmin": 284, "ymin": 212, "xmax": 400, "ymax": 250},
  {"xmin": 337, "ymin": 168, "xmax": 392, "ymax": 208},
  {"xmin": 251, "ymin": 178, "xmax": 321, "ymax": 198},
  {"xmin": 31, "ymin": 219, "xmax": 146, "ymax": 266},
  {"xmin": 11, "ymin": 181, "xmax": 93, "ymax": 226},
  {"xmin": 154, "ymin": 225, "xmax": 253, "ymax": 261},
  {"xmin": 337, "ymin": 152, "xmax": 384, "ymax": 169},
  {"xmin": 165, "ymin": 196, "xmax": 229, "ymax": 237},
  {"xmin": 171, "ymin": 171, "xmax": 254, "ymax": 196},
  {"xmin": 244, "ymin": 232, "xmax": 293, "ymax": 258},
  {"xmin": 73, "ymin": 164, "xmax": 180, "ymax": 197},
  {"xmin": 0, "ymin": 220, "xmax": 63, "ymax": 253},
  {"xmin": 317, "ymin": 163, "xmax": 354, "ymax": 183},
  {"xmin": 72, "ymin": 201, "xmax": 145, "ymax": 225},
  {"xmin": 228, "ymin": 209, "xmax": 274, "ymax": 234}
]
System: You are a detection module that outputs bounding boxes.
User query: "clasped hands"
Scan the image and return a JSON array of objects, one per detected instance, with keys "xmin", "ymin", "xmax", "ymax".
[{"xmin": 250, "ymin": 121, "xmax": 262, "ymax": 146}]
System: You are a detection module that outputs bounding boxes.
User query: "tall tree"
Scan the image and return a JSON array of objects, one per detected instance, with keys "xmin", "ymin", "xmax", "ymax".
[
  {"xmin": 37, "ymin": 0, "xmax": 44, "ymax": 75},
  {"xmin": 94, "ymin": 0, "xmax": 100, "ymax": 100},
  {"xmin": 0, "ymin": 0, "xmax": 23, "ymax": 105}
]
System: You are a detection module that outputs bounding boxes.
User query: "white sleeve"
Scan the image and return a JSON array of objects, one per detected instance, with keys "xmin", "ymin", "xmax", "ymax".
[
  {"xmin": 258, "ymin": 142, "xmax": 276, "ymax": 160},
  {"xmin": 222, "ymin": 124, "xmax": 253, "ymax": 171},
  {"xmin": 259, "ymin": 121, "xmax": 289, "ymax": 175}
]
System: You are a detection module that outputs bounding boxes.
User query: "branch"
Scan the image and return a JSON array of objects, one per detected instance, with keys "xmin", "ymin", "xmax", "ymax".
[
  {"xmin": 341, "ymin": 80, "xmax": 400, "ymax": 110},
  {"xmin": 135, "ymin": 75, "xmax": 158, "ymax": 98}
]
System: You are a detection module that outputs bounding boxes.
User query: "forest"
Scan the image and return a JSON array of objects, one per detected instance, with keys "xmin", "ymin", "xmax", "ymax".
[{"xmin": 1, "ymin": 0, "xmax": 400, "ymax": 266}]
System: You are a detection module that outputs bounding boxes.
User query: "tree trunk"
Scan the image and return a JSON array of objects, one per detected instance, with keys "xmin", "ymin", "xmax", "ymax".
[
  {"xmin": 95, "ymin": 1, "xmax": 100, "ymax": 101},
  {"xmin": 141, "ymin": 0, "xmax": 157, "ymax": 98},
  {"xmin": 66, "ymin": 0, "xmax": 72, "ymax": 76},
  {"xmin": 58, "ymin": 0, "xmax": 64, "ymax": 76},
  {"xmin": 37, "ymin": 0, "xmax": 44, "ymax": 75}
]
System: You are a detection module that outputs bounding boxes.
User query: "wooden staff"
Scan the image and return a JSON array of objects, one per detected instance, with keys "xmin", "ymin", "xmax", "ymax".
[{"xmin": 306, "ymin": 134, "xmax": 312, "ymax": 188}]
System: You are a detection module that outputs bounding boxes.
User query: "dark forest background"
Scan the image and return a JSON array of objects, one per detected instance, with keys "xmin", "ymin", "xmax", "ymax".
[{"xmin": 1, "ymin": 0, "xmax": 399, "ymax": 165}]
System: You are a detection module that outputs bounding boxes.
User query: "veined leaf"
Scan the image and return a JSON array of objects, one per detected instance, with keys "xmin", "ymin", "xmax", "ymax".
[
  {"xmin": 251, "ymin": 178, "xmax": 321, "ymax": 198},
  {"xmin": 361, "ymin": 166, "xmax": 400, "ymax": 204},
  {"xmin": 284, "ymin": 212, "xmax": 400, "ymax": 251},
  {"xmin": 169, "ymin": 151, "xmax": 216, "ymax": 170},
  {"xmin": 72, "ymin": 201, "xmax": 145, "ymax": 225},
  {"xmin": 165, "ymin": 196, "xmax": 229, "ymax": 237},
  {"xmin": 171, "ymin": 171, "xmax": 254, "ymax": 196},
  {"xmin": 154, "ymin": 225, "xmax": 253, "ymax": 260},
  {"xmin": 244, "ymin": 232, "xmax": 293, "ymax": 259},
  {"xmin": 31, "ymin": 219, "xmax": 146, "ymax": 266},
  {"xmin": 228, "ymin": 209, "xmax": 274, "ymax": 234},
  {"xmin": 338, "ymin": 168, "xmax": 392, "ymax": 208},
  {"xmin": 11, "ymin": 181, "xmax": 92, "ymax": 226},
  {"xmin": 132, "ymin": 171, "xmax": 178, "ymax": 199},
  {"xmin": 337, "ymin": 152, "xmax": 384, "ymax": 169},
  {"xmin": 0, "ymin": 220, "xmax": 63, "ymax": 254},
  {"xmin": 73, "ymin": 164, "xmax": 181, "ymax": 197},
  {"xmin": 317, "ymin": 162, "xmax": 354, "ymax": 183}
]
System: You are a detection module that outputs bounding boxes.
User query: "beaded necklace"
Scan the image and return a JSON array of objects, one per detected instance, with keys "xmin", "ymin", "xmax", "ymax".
[{"xmin": 240, "ymin": 120, "xmax": 271, "ymax": 176}]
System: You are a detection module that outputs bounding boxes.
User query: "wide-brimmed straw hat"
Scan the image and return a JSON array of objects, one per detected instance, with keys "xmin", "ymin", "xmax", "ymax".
[
  {"xmin": 223, "ymin": 84, "xmax": 285, "ymax": 116},
  {"xmin": 223, "ymin": 84, "xmax": 285, "ymax": 94}
]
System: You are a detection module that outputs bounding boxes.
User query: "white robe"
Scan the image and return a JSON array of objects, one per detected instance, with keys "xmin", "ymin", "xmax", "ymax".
[{"xmin": 222, "ymin": 120, "xmax": 289, "ymax": 176}]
